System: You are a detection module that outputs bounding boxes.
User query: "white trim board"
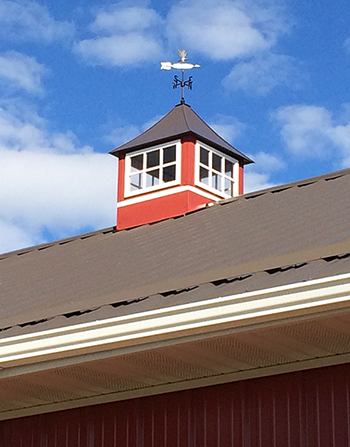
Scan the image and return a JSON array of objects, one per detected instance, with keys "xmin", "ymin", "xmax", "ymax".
[{"xmin": 117, "ymin": 184, "xmax": 220, "ymax": 207}]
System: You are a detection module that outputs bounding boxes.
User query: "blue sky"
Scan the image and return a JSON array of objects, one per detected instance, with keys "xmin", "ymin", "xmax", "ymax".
[{"xmin": 1, "ymin": 0, "xmax": 350, "ymax": 253}]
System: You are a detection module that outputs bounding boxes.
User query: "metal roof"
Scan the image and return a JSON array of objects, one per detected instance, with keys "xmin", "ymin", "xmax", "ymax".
[
  {"xmin": 2, "ymin": 168, "xmax": 350, "ymax": 420},
  {"xmin": 109, "ymin": 103, "xmax": 253, "ymax": 164},
  {"xmin": 2, "ymin": 253, "xmax": 350, "ymax": 339},
  {"xmin": 1, "ymin": 168, "xmax": 350, "ymax": 334}
]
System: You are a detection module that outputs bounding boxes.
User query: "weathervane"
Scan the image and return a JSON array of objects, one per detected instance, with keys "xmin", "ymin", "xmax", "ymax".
[{"xmin": 161, "ymin": 49, "xmax": 200, "ymax": 104}]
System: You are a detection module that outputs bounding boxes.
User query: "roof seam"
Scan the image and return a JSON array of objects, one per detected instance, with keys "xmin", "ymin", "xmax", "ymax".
[{"xmin": 182, "ymin": 104, "xmax": 191, "ymax": 131}]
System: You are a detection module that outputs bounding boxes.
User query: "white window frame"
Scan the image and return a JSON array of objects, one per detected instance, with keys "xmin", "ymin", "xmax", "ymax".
[
  {"xmin": 195, "ymin": 141, "xmax": 239, "ymax": 198},
  {"xmin": 124, "ymin": 140, "xmax": 181, "ymax": 197}
]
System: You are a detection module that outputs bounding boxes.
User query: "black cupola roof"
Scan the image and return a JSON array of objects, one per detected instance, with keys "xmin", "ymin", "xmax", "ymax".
[{"xmin": 110, "ymin": 103, "xmax": 253, "ymax": 165}]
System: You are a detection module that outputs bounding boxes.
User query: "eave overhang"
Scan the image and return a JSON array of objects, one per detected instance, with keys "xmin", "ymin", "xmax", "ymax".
[
  {"xmin": 2, "ymin": 272, "xmax": 350, "ymax": 368},
  {"xmin": 2, "ymin": 272, "xmax": 350, "ymax": 420}
]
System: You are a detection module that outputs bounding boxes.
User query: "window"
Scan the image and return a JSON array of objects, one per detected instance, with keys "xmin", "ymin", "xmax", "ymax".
[
  {"xmin": 125, "ymin": 141, "xmax": 181, "ymax": 196},
  {"xmin": 196, "ymin": 143, "xmax": 238, "ymax": 198}
]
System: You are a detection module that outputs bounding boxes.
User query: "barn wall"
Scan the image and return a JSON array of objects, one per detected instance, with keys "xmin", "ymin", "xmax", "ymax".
[{"xmin": 1, "ymin": 363, "xmax": 350, "ymax": 447}]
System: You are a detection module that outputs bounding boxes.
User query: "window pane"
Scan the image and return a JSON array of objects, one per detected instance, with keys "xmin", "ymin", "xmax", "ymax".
[
  {"xmin": 145, "ymin": 169, "xmax": 160, "ymax": 187},
  {"xmin": 200, "ymin": 147, "xmax": 209, "ymax": 166},
  {"xmin": 130, "ymin": 154, "xmax": 143, "ymax": 173},
  {"xmin": 147, "ymin": 150, "xmax": 159, "ymax": 168},
  {"xmin": 164, "ymin": 146, "xmax": 176, "ymax": 163},
  {"xmin": 163, "ymin": 165, "xmax": 176, "ymax": 182},
  {"xmin": 212, "ymin": 172, "xmax": 222, "ymax": 191},
  {"xmin": 213, "ymin": 153, "xmax": 221, "ymax": 172},
  {"xmin": 224, "ymin": 178, "xmax": 234, "ymax": 196},
  {"xmin": 225, "ymin": 159, "xmax": 234, "ymax": 177},
  {"xmin": 200, "ymin": 167, "xmax": 209, "ymax": 185},
  {"xmin": 130, "ymin": 173, "xmax": 143, "ymax": 191}
]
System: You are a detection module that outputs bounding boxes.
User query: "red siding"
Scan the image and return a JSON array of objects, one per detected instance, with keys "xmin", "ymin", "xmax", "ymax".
[
  {"xmin": 117, "ymin": 153, "xmax": 125, "ymax": 203},
  {"xmin": 181, "ymin": 135, "xmax": 196, "ymax": 185},
  {"xmin": 116, "ymin": 189, "xmax": 211, "ymax": 230},
  {"xmin": 2, "ymin": 363, "xmax": 350, "ymax": 446},
  {"xmin": 239, "ymin": 164, "xmax": 244, "ymax": 195}
]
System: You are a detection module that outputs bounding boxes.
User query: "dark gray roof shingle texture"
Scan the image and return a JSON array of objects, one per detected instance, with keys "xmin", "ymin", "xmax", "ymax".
[
  {"xmin": 1, "ymin": 168, "xmax": 350, "ymax": 334},
  {"xmin": 110, "ymin": 103, "xmax": 253, "ymax": 164}
]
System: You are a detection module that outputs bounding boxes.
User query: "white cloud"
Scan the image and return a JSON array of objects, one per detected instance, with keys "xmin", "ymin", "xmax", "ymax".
[
  {"xmin": 248, "ymin": 151, "xmax": 285, "ymax": 172},
  {"xmin": 104, "ymin": 114, "xmax": 163, "ymax": 147},
  {"xmin": 274, "ymin": 104, "xmax": 350, "ymax": 168},
  {"xmin": 223, "ymin": 53, "xmax": 299, "ymax": 95},
  {"xmin": 274, "ymin": 105, "xmax": 334, "ymax": 157},
  {"xmin": 75, "ymin": 33, "xmax": 162, "ymax": 67},
  {"xmin": 0, "ymin": 103, "xmax": 117, "ymax": 254},
  {"xmin": 0, "ymin": 148, "xmax": 116, "ymax": 232},
  {"xmin": 105, "ymin": 124, "xmax": 141, "ymax": 146},
  {"xmin": 164, "ymin": 0, "xmax": 295, "ymax": 94},
  {"xmin": 0, "ymin": 218, "xmax": 37, "ymax": 254},
  {"xmin": 209, "ymin": 115, "xmax": 245, "ymax": 142},
  {"xmin": 244, "ymin": 152, "xmax": 284, "ymax": 192},
  {"xmin": 0, "ymin": 105, "xmax": 92, "ymax": 153},
  {"xmin": 166, "ymin": 0, "xmax": 287, "ymax": 60},
  {"xmin": 90, "ymin": 6, "xmax": 162, "ymax": 34},
  {"xmin": 244, "ymin": 171, "xmax": 275, "ymax": 192},
  {"xmin": 0, "ymin": 51, "xmax": 46, "ymax": 93},
  {"xmin": 75, "ymin": 6, "xmax": 163, "ymax": 66},
  {"xmin": 0, "ymin": 0, "xmax": 74, "ymax": 42}
]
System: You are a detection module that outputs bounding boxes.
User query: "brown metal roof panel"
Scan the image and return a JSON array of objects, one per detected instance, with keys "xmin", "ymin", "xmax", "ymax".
[
  {"xmin": 1, "ymin": 169, "xmax": 350, "ymax": 331},
  {"xmin": 1, "ymin": 254, "xmax": 350, "ymax": 339}
]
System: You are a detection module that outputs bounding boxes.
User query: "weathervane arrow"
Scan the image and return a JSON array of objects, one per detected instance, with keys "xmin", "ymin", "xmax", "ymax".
[{"xmin": 161, "ymin": 49, "xmax": 200, "ymax": 104}]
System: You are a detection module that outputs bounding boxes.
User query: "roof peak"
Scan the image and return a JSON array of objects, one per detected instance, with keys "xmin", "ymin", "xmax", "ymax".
[{"xmin": 110, "ymin": 104, "xmax": 253, "ymax": 164}]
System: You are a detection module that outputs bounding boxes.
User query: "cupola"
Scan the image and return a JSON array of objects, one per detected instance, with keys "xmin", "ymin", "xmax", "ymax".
[{"xmin": 110, "ymin": 103, "xmax": 253, "ymax": 230}]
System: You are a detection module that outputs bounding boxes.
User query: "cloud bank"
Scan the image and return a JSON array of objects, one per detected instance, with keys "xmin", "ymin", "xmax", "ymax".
[
  {"xmin": 223, "ymin": 53, "xmax": 300, "ymax": 95},
  {"xmin": 167, "ymin": 0, "xmax": 271, "ymax": 60},
  {"xmin": 274, "ymin": 104, "xmax": 350, "ymax": 167},
  {"xmin": 0, "ymin": 103, "xmax": 117, "ymax": 254},
  {"xmin": 0, "ymin": 51, "xmax": 46, "ymax": 93},
  {"xmin": 0, "ymin": 0, "xmax": 74, "ymax": 42},
  {"xmin": 74, "ymin": 6, "xmax": 163, "ymax": 66}
]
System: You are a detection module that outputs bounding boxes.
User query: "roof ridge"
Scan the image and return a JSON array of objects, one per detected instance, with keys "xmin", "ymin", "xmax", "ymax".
[
  {"xmin": 218, "ymin": 167, "xmax": 350, "ymax": 206},
  {"xmin": 181, "ymin": 102, "xmax": 191, "ymax": 131},
  {"xmin": 0, "ymin": 226, "xmax": 116, "ymax": 260},
  {"xmin": 2, "ymin": 168, "xmax": 350, "ymax": 259}
]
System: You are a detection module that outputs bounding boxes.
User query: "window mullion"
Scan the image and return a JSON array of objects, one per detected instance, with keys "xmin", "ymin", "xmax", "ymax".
[
  {"xmin": 160, "ymin": 148, "xmax": 164, "ymax": 185},
  {"xmin": 142, "ymin": 153, "xmax": 146, "ymax": 189},
  {"xmin": 221, "ymin": 156, "xmax": 224, "ymax": 192},
  {"xmin": 209, "ymin": 149, "xmax": 212, "ymax": 188}
]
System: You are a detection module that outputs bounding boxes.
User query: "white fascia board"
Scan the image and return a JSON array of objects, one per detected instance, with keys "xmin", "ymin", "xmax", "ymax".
[{"xmin": 1, "ymin": 273, "xmax": 350, "ymax": 367}]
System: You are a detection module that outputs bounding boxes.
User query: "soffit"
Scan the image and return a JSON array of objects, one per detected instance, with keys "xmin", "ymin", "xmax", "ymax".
[{"xmin": 1, "ymin": 309, "xmax": 350, "ymax": 420}]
